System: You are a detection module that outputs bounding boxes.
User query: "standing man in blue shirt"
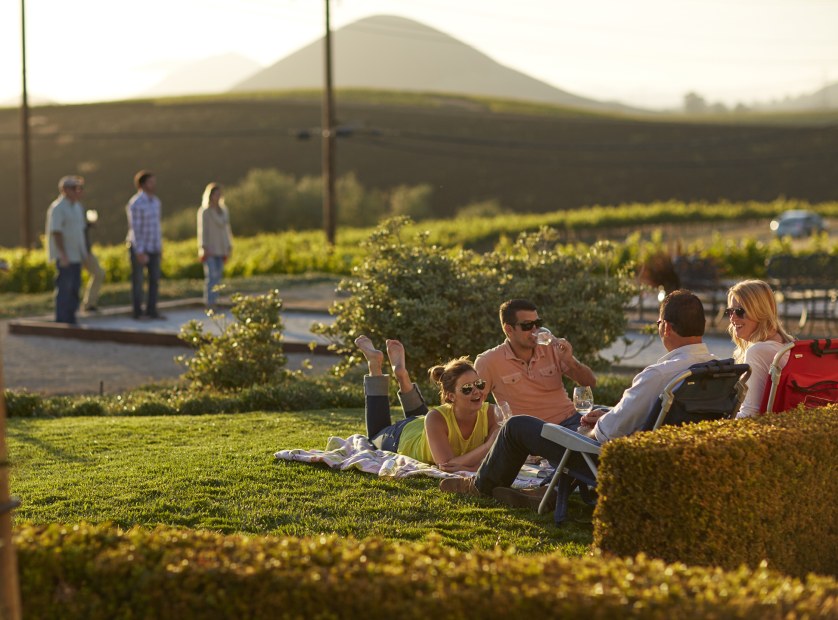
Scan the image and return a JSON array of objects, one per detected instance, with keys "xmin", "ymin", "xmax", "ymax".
[
  {"xmin": 45, "ymin": 175, "xmax": 88, "ymax": 324},
  {"xmin": 126, "ymin": 170, "xmax": 164, "ymax": 320}
]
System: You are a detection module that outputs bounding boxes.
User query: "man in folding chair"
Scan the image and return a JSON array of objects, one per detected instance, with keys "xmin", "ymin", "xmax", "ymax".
[{"xmin": 440, "ymin": 290, "xmax": 715, "ymax": 508}]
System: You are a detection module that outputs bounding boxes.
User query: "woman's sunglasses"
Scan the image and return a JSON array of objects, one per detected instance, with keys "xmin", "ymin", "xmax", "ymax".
[
  {"xmin": 515, "ymin": 319, "xmax": 544, "ymax": 331},
  {"xmin": 724, "ymin": 307, "xmax": 746, "ymax": 319},
  {"xmin": 459, "ymin": 379, "xmax": 487, "ymax": 395}
]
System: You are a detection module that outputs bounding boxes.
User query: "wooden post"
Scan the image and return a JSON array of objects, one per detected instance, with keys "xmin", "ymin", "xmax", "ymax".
[
  {"xmin": 321, "ymin": 0, "xmax": 336, "ymax": 246},
  {"xmin": 19, "ymin": 0, "xmax": 33, "ymax": 251},
  {"xmin": 0, "ymin": 352, "xmax": 22, "ymax": 619}
]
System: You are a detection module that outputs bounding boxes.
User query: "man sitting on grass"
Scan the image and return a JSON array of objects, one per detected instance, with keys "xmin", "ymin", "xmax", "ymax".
[
  {"xmin": 475, "ymin": 298, "xmax": 597, "ymax": 428},
  {"xmin": 440, "ymin": 290, "xmax": 715, "ymax": 508}
]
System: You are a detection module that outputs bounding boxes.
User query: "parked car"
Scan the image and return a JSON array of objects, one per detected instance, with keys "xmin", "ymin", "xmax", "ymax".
[{"xmin": 769, "ymin": 210, "xmax": 826, "ymax": 238}]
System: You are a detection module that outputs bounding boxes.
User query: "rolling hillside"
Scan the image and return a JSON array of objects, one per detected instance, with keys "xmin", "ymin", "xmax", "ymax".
[
  {"xmin": 232, "ymin": 15, "xmax": 640, "ymax": 115},
  {"xmin": 1, "ymin": 90, "xmax": 837, "ymax": 248}
]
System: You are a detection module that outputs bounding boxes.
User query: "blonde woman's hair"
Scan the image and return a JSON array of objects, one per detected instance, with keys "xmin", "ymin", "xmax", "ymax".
[
  {"xmin": 727, "ymin": 279, "xmax": 793, "ymax": 361},
  {"xmin": 201, "ymin": 182, "xmax": 223, "ymax": 209},
  {"xmin": 428, "ymin": 357, "xmax": 476, "ymax": 403}
]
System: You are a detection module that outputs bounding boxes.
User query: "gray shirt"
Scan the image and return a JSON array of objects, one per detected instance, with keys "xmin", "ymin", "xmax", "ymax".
[{"xmin": 594, "ymin": 343, "xmax": 715, "ymax": 442}]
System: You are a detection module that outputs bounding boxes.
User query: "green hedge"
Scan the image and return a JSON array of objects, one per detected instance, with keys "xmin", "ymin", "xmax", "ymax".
[
  {"xmin": 14, "ymin": 522, "xmax": 837, "ymax": 619},
  {"xmin": 594, "ymin": 406, "xmax": 838, "ymax": 578},
  {"xmin": 2, "ymin": 375, "xmax": 366, "ymax": 418},
  {"xmin": 2, "ymin": 372, "xmax": 634, "ymax": 419}
]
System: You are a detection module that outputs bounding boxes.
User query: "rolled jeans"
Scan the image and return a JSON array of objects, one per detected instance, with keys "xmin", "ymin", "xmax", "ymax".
[
  {"xmin": 363, "ymin": 375, "xmax": 429, "ymax": 452},
  {"xmin": 474, "ymin": 413, "xmax": 582, "ymax": 495},
  {"xmin": 55, "ymin": 261, "xmax": 81, "ymax": 324},
  {"xmin": 129, "ymin": 248, "xmax": 160, "ymax": 317},
  {"xmin": 203, "ymin": 255, "xmax": 224, "ymax": 306}
]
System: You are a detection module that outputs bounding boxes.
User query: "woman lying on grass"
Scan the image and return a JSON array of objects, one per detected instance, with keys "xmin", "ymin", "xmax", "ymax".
[{"xmin": 355, "ymin": 336, "xmax": 501, "ymax": 472}]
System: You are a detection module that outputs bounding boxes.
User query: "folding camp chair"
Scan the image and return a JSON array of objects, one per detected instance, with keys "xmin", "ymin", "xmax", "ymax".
[
  {"xmin": 761, "ymin": 338, "xmax": 838, "ymax": 414},
  {"xmin": 537, "ymin": 358, "xmax": 751, "ymax": 522}
]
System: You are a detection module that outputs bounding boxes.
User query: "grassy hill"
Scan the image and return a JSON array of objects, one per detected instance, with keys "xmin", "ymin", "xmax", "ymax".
[{"xmin": 1, "ymin": 89, "xmax": 837, "ymax": 247}]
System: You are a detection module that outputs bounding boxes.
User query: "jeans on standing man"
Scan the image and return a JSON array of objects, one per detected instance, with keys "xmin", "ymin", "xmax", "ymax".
[
  {"xmin": 130, "ymin": 248, "xmax": 160, "ymax": 319},
  {"xmin": 55, "ymin": 262, "xmax": 82, "ymax": 324}
]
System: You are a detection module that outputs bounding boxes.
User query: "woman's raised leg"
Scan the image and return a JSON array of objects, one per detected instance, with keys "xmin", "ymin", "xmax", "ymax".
[
  {"xmin": 386, "ymin": 339, "xmax": 429, "ymax": 418},
  {"xmin": 356, "ymin": 335, "xmax": 393, "ymax": 438}
]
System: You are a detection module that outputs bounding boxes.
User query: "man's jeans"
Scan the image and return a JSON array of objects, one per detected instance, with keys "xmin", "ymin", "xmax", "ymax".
[
  {"xmin": 130, "ymin": 249, "xmax": 161, "ymax": 317},
  {"xmin": 474, "ymin": 413, "xmax": 582, "ymax": 495},
  {"xmin": 55, "ymin": 261, "xmax": 81, "ymax": 324}
]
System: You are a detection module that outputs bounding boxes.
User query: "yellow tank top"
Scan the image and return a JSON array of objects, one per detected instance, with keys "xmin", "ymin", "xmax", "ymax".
[{"xmin": 397, "ymin": 402, "xmax": 490, "ymax": 464}]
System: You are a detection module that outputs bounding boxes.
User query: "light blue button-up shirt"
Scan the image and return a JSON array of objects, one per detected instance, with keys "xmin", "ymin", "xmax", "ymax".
[{"xmin": 594, "ymin": 343, "xmax": 715, "ymax": 442}]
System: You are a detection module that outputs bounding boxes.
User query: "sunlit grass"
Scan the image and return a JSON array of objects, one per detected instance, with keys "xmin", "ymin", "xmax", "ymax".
[{"xmin": 8, "ymin": 411, "xmax": 594, "ymax": 555}]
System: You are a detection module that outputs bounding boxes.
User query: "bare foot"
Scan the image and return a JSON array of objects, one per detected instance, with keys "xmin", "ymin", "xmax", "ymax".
[
  {"xmin": 385, "ymin": 339, "xmax": 406, "ymax": 373},
  {"xmin": 355, "ymin": 335, "xmax": 384, "ymax": 375},
  {"xmin": 386, "ymin": 339, "xmax": 412, "ymax": 392}
]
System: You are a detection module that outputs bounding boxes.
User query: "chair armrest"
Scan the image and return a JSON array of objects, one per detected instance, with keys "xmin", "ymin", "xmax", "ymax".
[{"xmin": 540, "ymin": 424, "xmax": 602, "ymax": 455}]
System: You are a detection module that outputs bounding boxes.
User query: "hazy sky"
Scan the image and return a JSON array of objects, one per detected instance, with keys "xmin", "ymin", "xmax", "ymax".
[{"xmin": 2, "ymin": 0, "xmax": 837, "ymax": 109}]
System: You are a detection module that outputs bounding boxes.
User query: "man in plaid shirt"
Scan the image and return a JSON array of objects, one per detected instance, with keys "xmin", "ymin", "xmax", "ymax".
[{"xmin": 126, "ymin": 170, "xmax": 164, "ymax": 320}]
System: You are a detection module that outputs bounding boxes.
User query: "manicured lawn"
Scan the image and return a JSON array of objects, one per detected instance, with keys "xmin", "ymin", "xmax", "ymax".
[{"xmin": 7, "ymin": 410, "xmax": 594, "ymax": 556}]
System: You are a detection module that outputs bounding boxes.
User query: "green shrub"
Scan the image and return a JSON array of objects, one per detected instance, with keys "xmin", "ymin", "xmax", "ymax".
[
  {"xmin": 4, "ymin": 390, "xmax": 46, "ymax": 418},
  {"xmin": 177, "ymin": 290, "xmax": 288, "ymax": 390},
  {"xmin": 594, "ymin": 406, "xmax": 838, "ymax": 578},
  {"xmin": 314, "ymin": 218, "xmax": 636, "ymax": 378},
  {"xmin": 15, "ymin": 522, "xmax": 838, "ymax": 619},
  {"xmin": 68, "ymin": 399, "xmax": 105, "ymax": 417}
]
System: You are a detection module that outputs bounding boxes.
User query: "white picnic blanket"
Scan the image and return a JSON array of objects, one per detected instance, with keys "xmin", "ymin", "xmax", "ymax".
[{"xmin": 275, "ymin": 434, "xmax": 549, "ymax": 489}]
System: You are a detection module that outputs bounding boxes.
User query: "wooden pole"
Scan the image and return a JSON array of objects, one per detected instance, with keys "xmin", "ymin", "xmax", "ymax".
[
  {"xmin": 322, "ymin": 0, "xmax": 336, "ymax": 246},
  {"xmin": 19, "ymin": 0, "xmax": 34, "ymax": 251},
  {"xmin": 0, "ymin": 280, "xmax": 22, "ymax": 620}
]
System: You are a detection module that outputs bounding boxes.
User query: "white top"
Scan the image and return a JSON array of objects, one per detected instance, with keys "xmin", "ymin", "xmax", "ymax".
[
  {"xmin": 594, "ymin": 343, "xmax": 715, "ymax": 442},
  {"xmin": 735, "ymin": 340, "xmax": 789, "ymax": 418}
]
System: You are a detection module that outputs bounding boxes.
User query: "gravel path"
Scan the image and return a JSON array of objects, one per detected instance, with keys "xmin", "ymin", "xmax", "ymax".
[{"xmin": 1, "ymin": 283, "xmax": 341, "ymax": 396}]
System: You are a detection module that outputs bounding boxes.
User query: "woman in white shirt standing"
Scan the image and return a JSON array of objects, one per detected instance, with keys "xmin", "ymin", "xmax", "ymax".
[
  {"xmin": 197, "ymin": 182, "xmax": 233, "ymax": 309},
  {"xmin": 726, "ymin": 279, "xmax": 794, "ymax": 418}
]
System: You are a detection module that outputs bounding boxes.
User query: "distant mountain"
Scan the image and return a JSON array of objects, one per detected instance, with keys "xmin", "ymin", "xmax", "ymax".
[
  {"xmin": 142, "ymin": 53, "xmax": 262, "ymax": 97},
  {"xmin": 231, "ymin": 15, "xmax": 642, "ymax": 114},
  {"xmin": 755, "ymin": 81, "xmax": 838, "ymax": 112}
]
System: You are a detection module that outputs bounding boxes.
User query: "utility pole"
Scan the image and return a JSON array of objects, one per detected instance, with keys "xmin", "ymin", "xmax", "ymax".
[
  {"xmin": 19, "ymin": 0, "xmax": 33, "ymax": 251},
  {"xmin": 322, "ymin": 0, "xmax": 336, "ymax": 246}
]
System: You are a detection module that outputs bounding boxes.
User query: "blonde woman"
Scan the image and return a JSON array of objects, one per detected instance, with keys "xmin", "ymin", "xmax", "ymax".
[
  {"xmin": 197, "ymin": 183, "xmax": 233, "ymax": 308},
  {"xmin": 726, "ymin": 279, "xmax": 794, "ymax": 417},
  {"xmin": 355, "ymin": 336, "xmax": 501, "ymax": 472}
]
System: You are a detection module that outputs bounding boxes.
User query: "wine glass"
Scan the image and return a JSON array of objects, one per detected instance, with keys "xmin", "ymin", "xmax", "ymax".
[
  {"xmin": 494, "ymin": 401, "xmax": 512, "ymax": 426},
  {"xmin": 535, "ymin": 327, "xmax": 553, "ymax": 346},
  {"xmin": 573, "ymin": 386, "xmax": 594, "ymax": 415}
]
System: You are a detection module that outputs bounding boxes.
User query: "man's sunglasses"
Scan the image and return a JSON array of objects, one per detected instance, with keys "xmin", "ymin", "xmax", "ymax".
[
  {"xmin": 515, "ymin": 319, "xmax": 544, "ymax": 331},
  {"xmin": 724, "ymin": 307, "xmax": 746, "ymax": 319},
  {"xmin": 459, "ymin": 379, "xmax": 487, "ymax": 395}
]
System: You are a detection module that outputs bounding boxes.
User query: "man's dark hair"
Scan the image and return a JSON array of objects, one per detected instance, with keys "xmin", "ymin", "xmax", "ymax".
[
  {"xmin": 660, "ymin": 289, "xmax": 705, "ymax": 337},
  {"xmin": 134, "ymin": 170, "xmax": 155, "ymax": 189},
  {"xmin": 499, "ymin": 299, "xmax": 538, "ymax": 328}
]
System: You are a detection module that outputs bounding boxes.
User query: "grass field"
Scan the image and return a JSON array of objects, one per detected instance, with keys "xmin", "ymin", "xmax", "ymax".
[
  {"xmin": 2, "ymin": 89, "xmax": 837, "ymax": 248},
  {"xmin": 7, "ymin": 411, "xmax": 593, "ymax": 556}
]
